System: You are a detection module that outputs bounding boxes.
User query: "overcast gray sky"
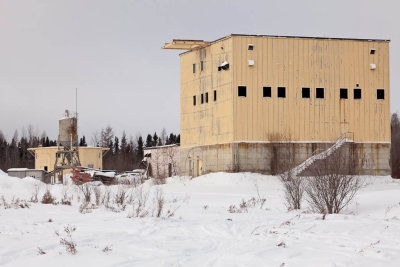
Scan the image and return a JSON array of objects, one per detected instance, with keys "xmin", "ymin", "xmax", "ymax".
[{"xmin": 0, "ymin": 0, "xmax": 399, "ymax": 142}]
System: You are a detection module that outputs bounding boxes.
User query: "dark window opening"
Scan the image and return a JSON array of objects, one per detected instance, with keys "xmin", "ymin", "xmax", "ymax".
[
  {"xmin": 218, "ymin": 62, "xmax": 229, "ymax": 71},
  {"xmin": 214, "ymin": 90, "xmax": 217, "ymax": 101},
  {"xmin": 263, "ymin": 86, "xmax": 271, "ymax": 98},
  {"xmin": 277, "ymin": 87, "xmax": 286, "ymax": 98},
  {"xmin": 354, "ymin": 88, "xmax": 362, "ymax": 99},
  {"xmin": 201, "ymin": 94, "xmax": 204, "ymax": 104},
  {"xmin": 193, "ymin": 63, "xmax": 196, "ymax": 73},
  {"xmin": 316, "ymin": 88, "xmax": 324, "ymax": 99},
  {"xmin": 44, "ymin": 166, "xmax": 48, "ymax": 172},
  {"xmin": 205, "ymin": 92, "xmax": 209, "ymax": 103},
  {"xmin": 201, "ymin": 61, "xmax": 204, "ymax": 71},
  {"xmin": 238, "ymin": 86, "xmax": 247, "ymax": 97},
  {"xmin": 340, "ymin": 88, "xmax": 348, "ymax": 99},
  {"xmin": 377, "ymin": 89, "xmax": 384, "ymax": 100},
  {"xmin": 193, "ymin": 95, "xmax": 196, "ymax": 106},
  {"xmin": 370, "ymin": 48, "xmax": 376, "ymax": 55},
  {"xmin": 302, "ymin": 87, "xmax": 310, "ymax": 98},
  {"xmin": 248, "ymin": 44, "xmax": 254, "ymax": 50}
]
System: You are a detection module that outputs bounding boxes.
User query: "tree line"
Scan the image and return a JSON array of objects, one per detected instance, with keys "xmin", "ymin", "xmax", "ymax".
[
  {"xmin": 391, "ymin": 113, "xmax": 400, "ymax": 178},
  {"xmin": 0, "ymin": 125, "xmax": 179, "ymax": 173}
]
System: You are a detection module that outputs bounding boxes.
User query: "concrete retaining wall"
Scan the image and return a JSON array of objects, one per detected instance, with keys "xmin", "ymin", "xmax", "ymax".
[{"xmin": 180, "ymin": 142, "xmax": 391, "ymax": 177}]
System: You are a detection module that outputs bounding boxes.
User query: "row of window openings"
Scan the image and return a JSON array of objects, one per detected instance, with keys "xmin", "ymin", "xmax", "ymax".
[
  {"xmin": 193, "ymin": 90, "xmax": 217, "ymax": 106},
  {"xmin": 193, "ymin": 61, "xmax": 204, "ymax": 73},
  {"xmin": 238, "ymin": 86, "xmax": 385, "ymax": 100}
]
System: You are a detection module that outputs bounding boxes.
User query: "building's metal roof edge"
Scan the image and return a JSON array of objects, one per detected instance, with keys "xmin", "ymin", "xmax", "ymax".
[
  {"xmin": 178, "ymin": 33, "xmax": 390, "ymax": 56},
  {"xmin": 231, "ymin": 33, "xmax": 390, "ymax": 42},
  {"xmin": 179, "ymin": 35, "xmax": 233, "ymax": 56}
]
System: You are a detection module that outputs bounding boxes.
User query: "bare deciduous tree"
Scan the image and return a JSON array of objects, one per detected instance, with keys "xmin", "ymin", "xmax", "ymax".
[
  {"xmin": 305, "ymin": 148, "xmax": 363, "ymax": 214},
  {"xmin": 280, "ymin": 170, "xmax": 304, "ymax": 210},
  {"xmin": 78, "ymin": 183, "xmax": 92, "ymax": 203}
]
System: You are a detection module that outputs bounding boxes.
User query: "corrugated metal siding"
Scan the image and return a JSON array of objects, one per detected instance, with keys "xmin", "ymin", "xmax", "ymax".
[
  {"xmin": 180, "ymin": 38, "xmax": 234, "ymax": 148},
  {"xmin": 231, "ymin": 36, "xmax": 390, "ymax": 143}
]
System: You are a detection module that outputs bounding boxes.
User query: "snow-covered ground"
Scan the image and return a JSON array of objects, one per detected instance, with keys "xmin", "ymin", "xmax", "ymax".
[{"xmin": 1, "ymin": 171, "xmax": 400, "ymax": 266}]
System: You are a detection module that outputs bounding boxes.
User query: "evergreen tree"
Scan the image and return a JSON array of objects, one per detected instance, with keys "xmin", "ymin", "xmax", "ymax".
[
  {"xmin": 45, "ymin": 137, "xmax": 50, "ymax": 147},
  {"xmin": 145, "ymin": 134, "xmax": 153, "ymax": 147},
  {"xmin": 79, "ymin": 136, "xmax": 87, "ymax": 147},
  {"xmin": 114, "ymin": 136, "xmax": 120, "ymax": 155},
  {"xmin": 120, "ymin": 131, "xmax": 128, "ymax": 154},
  {"xmin": 152, "ymin": 132, "xmax": 158, "ymax": 147},
  {"xmin": 137, "ymin": 136, "xmax": 144, "ymax": 157}
]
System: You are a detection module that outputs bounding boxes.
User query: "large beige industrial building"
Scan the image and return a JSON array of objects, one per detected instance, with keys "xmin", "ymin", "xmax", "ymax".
[{"xmin": 164, "ymin": 34, "xmax": 391, "ymax": 176}]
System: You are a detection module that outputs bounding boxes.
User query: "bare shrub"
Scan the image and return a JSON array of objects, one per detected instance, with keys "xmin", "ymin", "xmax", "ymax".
[
  {"xmin": 162, "ymin": 205, "xmax": 179, "ymax": 218},
  {"xmin": 79, "ymin": 202, "xmax": 97, "ymax": 214},
  {"xmin": 252, "ymin": 183, "xmax": 267, "ymax": 209},
  {"xmin": 101, "ymin": 187, "xmax": 111, "ymax": 207},
  {"xmin": 0, "ymin": 195, "xmax": 10, "ymax": 209},
  {"xmin": 1, "ymin": 196, "xmax": 30, "ymax": 209},
  {"xmin": 129, "ymin": 186, "xmax": 150, "ymax": 218},
  {"xmin": 93, "ymin": 187, "xmax": 102, "ymax": 206},
  {"xmin": 41, "ymin": 189, "xmax": 55, "ymax": 204},
  {"xmin": 154, "ymin": 188, "xmax": 165, "ymax": 218},
  {"xmin": 114, "ymin": 186, "xmax": 128, "ymax": 206},
  {"xmin": 227, "ymin": 194, "xmax": 266, "ymax": 213},
  {"xmin": 56, "ymin": 225, "xmax": 77, "ymax": 255},
  {"xmin": 277, "ymin": 241, "xmax": 286, "ymax": 248},
  {"xmin": 280, "ymin": 170, "xmax": 304, "ymax": 210},
  {"xmin": 103, "ymin": 245, "xmax": 112, "ymax": 253},
  {"xmin": 37, "ymin": 247, "xmax": 46, "ymax": 255},
  {"xmin": 78, "ymin": 183, "xmax": 92, "ymax": 203},
  {"xmin": 1, "ymin": 196, "xmax": 31, "ymax": 209},
  {"xmin": 30, "ymin": 184, "xmax": 41, "ymax": 203},
  {"xmin": 305, "ymin": 149, "xmax": 363, "ymax": 214},
  {"xmin": 61, "ymin": 186, "xmax": 72, "ymax": 205}
]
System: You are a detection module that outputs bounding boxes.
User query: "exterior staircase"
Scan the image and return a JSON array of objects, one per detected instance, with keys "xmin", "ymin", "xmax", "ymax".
[{"xmin": 289, "ymin": 132, "xmax": 353, "ymax": 176}]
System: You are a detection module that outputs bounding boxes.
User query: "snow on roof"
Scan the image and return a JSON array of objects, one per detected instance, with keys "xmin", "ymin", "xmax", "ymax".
[
  {"xmin": 7, "ymin": 168, "xmax": 29, "ymax": 172},
  {"xmin": 143, "ymin": 143, "xmax": 180, "ymax": 150}
]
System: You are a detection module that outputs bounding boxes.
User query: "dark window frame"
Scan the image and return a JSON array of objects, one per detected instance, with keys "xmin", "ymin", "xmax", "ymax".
[
  {"xmin": 302, "ymin": 87, "xmax": 310, "ymax": 99},
  {"xmin": 213, "ymin": 90, "xmax": 217, "ymax": 102},
  {"xmin": 354, "ymin": 88, "xmax": 362, "ymax": 99},
  {"xmin": 193, "ymin": 63, "xmax": 196, "ymax": 73},
  {"xmin": 201, "ymin": 94, "xmax": 204, "ymax": 104},
  {"xmin": 201, "ymin": 61, "xmax": 204, "ymax": 71},
  {"xmin": 340, "ymin": 88, "xmax": 348, "ymax": 99},
  {"xmin": 377, "ymin": 89, "xmax": 384, "ymax": 100},
  {"xmin": 205, "ymin": 92, "xmax": 209, "ymax": 103},
  {"xmin": 238, "ymin": 86, "xmax": 247, "ymax": 97},
  {"xmin": 263, "ymin": 86, "xmax": 271, "ymax": 98},
  {"xmin": 248, "ymin": 44, "xmax": 254, "ymax": 50},
  {"xmin": 316, "ymin": 87, "xmax": 324, "ymax": 99},
  {"xmin": 193, "ymin": 95, "xmax": 196, "ymax": 106},
  {"xmin": 277, "ymin": 87, "xmax": 286, "ymax": 98}
]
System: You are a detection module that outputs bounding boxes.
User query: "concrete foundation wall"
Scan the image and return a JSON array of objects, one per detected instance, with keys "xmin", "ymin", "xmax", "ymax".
[
  {"xmin": 180, "ymin": 142, "xmax": 391, "ymax": 176},
  {"xmin": 180, "ymin": 144, "xmax": 234, "ymax": 176}
]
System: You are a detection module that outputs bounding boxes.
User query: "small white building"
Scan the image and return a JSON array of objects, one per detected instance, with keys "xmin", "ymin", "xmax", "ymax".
[
  {"xmin": 7, "ymin": 168, "xmax": 46, "ymax": 181},
  {"xmin": 143, "ymin": 144, "xmax": 180, "ymax": 179}
]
